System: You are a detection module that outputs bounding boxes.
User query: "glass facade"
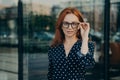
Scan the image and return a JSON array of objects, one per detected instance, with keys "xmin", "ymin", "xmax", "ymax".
[
  {"xmin": 0, "ymin": 0, "xmax": 120, "ymax": 80},
  {"xmin": 0, "ymin": 0, "xmax": 18, "ymax": 80}
]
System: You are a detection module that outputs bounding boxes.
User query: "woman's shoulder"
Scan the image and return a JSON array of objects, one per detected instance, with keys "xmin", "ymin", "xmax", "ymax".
[{"xmin": 48, "ymin": 44, "xmax": 62, "ymax": 56}]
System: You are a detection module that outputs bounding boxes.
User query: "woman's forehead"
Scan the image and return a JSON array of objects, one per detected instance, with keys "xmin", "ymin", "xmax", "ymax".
[{"xmin": 63, "ymin": 13, "xmax": 79, "ymax": 22}]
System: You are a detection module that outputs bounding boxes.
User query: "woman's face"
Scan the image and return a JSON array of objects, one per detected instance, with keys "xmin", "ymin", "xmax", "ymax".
[{"xmin": 62, "ymin": 13, "xmax": 80, "ymax": 38}]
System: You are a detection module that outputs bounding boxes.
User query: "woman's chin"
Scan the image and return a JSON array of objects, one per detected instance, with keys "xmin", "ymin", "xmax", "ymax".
[{"xmin": 65, "ymin": 34, "xmax": 75, "ymax": 37}]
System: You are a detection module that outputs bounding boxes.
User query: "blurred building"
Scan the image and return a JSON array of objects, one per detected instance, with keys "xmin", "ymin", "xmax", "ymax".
[
  {"xmin": 0, "ymin": 3, "xmax": 51, "ymax": 35},
  {"xmin": 0, "ymin": 3, "xmax": 51, "ymax": 18},
  {"xmin": 0, "ymin": 5, "xmax": 8, "ymax": 19},
  {"xmin": 23, "ymin": 3, "xmax": 51, "ymax": 16},
  {"xmin": 51, "ymin": 0, "xmax": 120, "ymax": 34}
]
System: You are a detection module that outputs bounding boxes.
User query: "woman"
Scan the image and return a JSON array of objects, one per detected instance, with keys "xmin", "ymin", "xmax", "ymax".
[{"xmin": 47, "ymin": 7, "xmax": 95, "ymax": 80}]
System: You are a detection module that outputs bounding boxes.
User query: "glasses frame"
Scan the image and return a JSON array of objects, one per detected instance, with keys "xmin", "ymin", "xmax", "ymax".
[{"xmin": 62, "ymin": 21, "xmax": 80, "ymax": 29}]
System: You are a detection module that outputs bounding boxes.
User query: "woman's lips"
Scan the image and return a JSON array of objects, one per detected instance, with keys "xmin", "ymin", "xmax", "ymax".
[{"xmin": 67, "ymin": 31, "xmax": 73, "ymax": 33}]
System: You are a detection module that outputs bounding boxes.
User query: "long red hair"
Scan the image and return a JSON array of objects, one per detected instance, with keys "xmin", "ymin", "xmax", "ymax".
[{"xmin": 51, "ymin": 7, "xmax": 84, "ymax": 47}]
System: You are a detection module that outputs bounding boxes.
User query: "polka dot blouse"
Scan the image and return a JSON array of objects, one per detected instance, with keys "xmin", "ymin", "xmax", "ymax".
[{"xmin": 47, "ymin": 40, "xmax": 95, "ymax": 80}]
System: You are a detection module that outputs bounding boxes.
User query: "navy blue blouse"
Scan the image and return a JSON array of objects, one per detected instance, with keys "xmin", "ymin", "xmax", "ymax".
[{"xmin": 47, "ymin": 40, "xmax": 95, "ymax": 80}]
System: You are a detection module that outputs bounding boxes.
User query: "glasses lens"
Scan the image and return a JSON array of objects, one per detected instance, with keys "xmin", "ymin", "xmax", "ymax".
[
  {"xmin": 62, "ymin": 22, "xmax": 69, "ymax": 28},
  {"xmin": 71, "ymin": 22, "xmax": 79, "ymax": 28}
]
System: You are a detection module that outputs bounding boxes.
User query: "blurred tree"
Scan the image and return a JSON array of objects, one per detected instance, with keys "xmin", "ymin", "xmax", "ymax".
[
  {"xmin": 0, "ymin": 18, "xmax": 10, "ymax": 32},
  {"xmin": 29, "ymin": 15, "xmax": 56, "ymax": 33}
]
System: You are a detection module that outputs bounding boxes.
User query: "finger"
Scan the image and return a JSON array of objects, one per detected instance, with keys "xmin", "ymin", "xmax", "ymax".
[
  {"xmin": 80, "ymin": 23, "xmax": 87, "ymax": 30},
  {"xmin": 84, "ymin": 23, "xmax": 90, "ymax": 34},
  {"xmin": 84, "ymin": 23, "xmax": 88, "ymax": 30},
  {"xmin": 85, "ymin": 23, "xmax": 90, "ymax": 30},
  {"xmin": 80, "ymin": 23, "xmax": 84, "ymax": 29},
  {"xmin": 84, "ymin": 22, "xmax": 90, "ymax": 30},
  {"xmin": 80, "ymin": 24, "xmax": 84, "ymax": 31},
  {"xmin": 80, "ymin": 26, "xmax": 84, "ymax": 34}
]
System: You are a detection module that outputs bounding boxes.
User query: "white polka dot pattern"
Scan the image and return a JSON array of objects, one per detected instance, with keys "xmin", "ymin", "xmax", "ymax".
[{"xmin": 47, "ymin": 40, "xmax": 95, "ymax": 80}]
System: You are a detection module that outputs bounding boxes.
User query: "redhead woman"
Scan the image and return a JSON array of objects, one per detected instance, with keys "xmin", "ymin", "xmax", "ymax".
[{"xmin": 47, "ymin": 7, "xmax": 95, "ymax": 80}]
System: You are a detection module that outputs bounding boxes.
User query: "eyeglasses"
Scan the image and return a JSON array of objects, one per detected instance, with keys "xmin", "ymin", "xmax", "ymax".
[{"xmin": 62, "ymin": 21, "xmax": 80, "ymax": 29}]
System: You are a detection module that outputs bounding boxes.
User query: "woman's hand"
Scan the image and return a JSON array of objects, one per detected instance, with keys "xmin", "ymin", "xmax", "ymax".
[
  {"xmin": 79, "ymin": 22, "xmax": 90, "ymax": 54},
  {"xmin": 79, "ymin": 22, "xmax": 90, "ymax": 41}
]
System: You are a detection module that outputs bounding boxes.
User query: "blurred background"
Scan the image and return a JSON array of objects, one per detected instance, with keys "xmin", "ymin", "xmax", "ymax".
[{"xmin": 0, "ymin": 0, "xmax": 120, "ymax": 80}]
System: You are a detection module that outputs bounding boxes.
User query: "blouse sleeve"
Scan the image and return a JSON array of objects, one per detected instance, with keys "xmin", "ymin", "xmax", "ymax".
[
  {"xmin": 47, "ymin": 47, "xmax": 53, "ymax": 80},
  {"xmin": 76, "ymin": 41, "xmax": 95, "ymax": 69}
]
